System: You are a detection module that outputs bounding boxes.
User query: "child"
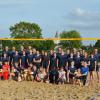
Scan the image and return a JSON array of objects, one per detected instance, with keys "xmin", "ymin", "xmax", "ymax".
[
  {"xmin": 36, "ymin": 68, "xmax": 46, "ymax": 82},
  {"xmin": 2, "ymin": 61, "xmax": 10, "ymax": 80},
  {"xmin": 67, "ymin": 61, "xmax": 77, "ymax": 84},
  {"xmin": 10, "ymin": 66, "xmax": 16, "ymax": 80},
  {"xmin": 58, "ymin": 67, "xmax": 66, "ymax": 84}
]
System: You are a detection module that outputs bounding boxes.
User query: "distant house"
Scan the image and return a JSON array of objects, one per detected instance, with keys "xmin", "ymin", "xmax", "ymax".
[
  {"xmin": 54, "ymin": 31, "xmax": 60, "ymax": 45},
  {"xmin": 54, "ymin": 32, "xmax": 61, "ymax": 50}
]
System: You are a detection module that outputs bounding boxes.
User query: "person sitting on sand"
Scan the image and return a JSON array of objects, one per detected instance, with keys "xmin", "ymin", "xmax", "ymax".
[
  {"xmin": 58, "ymin": 67, "xmax": 66, "ymax": 84},
  {"xmin": 26, "ymin": 63, "xmax": 34, "ymax": 81},
  {"xmin": 36, "ymin": 68, "xmax": 46, "ymax": 82},
  {"xmin": 10, "ymin": 66, "xmax": 16, "ymax": 80},
  {"xmin": 2, "ymin": 61, "xmax": 10, "ymax": 80},
  {"xmin": 67, "ymin": 61, "xmax": 77, "ymax": 84},
  {"xmin": 14, "ymin": 62, "xmax": 22, "ymax": 82},
  {"xmin": 49, "ymin": 67, "xmax": 59, "ymax": 84}
]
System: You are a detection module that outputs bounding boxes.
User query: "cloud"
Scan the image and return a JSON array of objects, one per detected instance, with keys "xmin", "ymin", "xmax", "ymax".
[
  {"xmin": 64, "ymin": 8, "xmax": 100, "ymax": 33},
  {"xmin": 74, "ymin": 8, "xmax": 87, "ymax": 16}
]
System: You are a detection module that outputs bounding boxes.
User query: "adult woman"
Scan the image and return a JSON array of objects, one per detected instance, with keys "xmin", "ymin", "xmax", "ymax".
[
  {"xmin": 88, "ymin": 54, "xmax": 96, "ymax": 85},
  {"xmin": 33, "ymin": 51, "xmax": 41, "ymax": 71}
]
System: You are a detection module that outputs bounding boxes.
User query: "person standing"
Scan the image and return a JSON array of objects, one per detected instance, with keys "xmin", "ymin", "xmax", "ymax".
[{"xmin": 94, "ymin": 49, "xmax": 100, "ymax": 83}]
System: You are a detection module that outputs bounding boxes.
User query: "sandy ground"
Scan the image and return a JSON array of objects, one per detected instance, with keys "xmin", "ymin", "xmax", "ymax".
[{"xmin": 0, "ymin": 81, "xmax": 99, "ymax": 100}]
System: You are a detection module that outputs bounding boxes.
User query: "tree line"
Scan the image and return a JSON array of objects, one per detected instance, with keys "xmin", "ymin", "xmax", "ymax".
[{"xmin": 2, "ymin": 21, "xmax": 100, "ymax": 51}]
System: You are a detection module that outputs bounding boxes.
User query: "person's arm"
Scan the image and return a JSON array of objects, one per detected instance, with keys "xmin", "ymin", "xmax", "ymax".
[
  {"xmin": 81, "ymin": 72, "xmax": 88, "ymax": 76},
  {"xmin": 8, "ymin": 65, "xmax": 10, "ymax": 72},
  {"xmin": 19, "ymin": 58, "xmax": 21, "ymax": 67},
  {"xmin": 66, "ymin": 61, "xmax": 68, "ymax": 67},
  {"xmin": 27, "ymin": 57, "xmax": 29, "ymax": 65},
  {"xmin": 76, "ymin": 69, "xmax": 81, "ymax": 76},
  {"xmin": 95, "ymin": 61, "xmax": 97, "ymax": 71},
  {"xmin": 57, "ymin": 59, "xmax": 58, "ymax": 68},
  {"xmin": 88, "ymin": 61, "xmax": 90, "ymax": 66},
  {"xmin": 33, "ymin": 58, "xmax": 37, "ymax": 63},
  {"xmin": 67, "ymin": 70, "xmax": 70, "ymax": 82},
  {"xmin": 37, "ymin": 58, "xmax": 41, "ymax": 63}
]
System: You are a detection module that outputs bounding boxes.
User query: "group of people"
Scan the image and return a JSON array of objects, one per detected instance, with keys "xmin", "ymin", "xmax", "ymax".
[{"xmin": 0, "ymin": 46, "xmax": 100, "ymax": 86}]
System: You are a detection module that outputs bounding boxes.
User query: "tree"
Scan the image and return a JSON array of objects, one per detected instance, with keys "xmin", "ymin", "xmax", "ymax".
[
  {"xmin": 10, "ymin": 21, "xmax": 42, "ymax": 38},
  {"xmin": 9, "ymin": 21, "xmax": 42, "ymax": 49},
  {"xmin": 94, "ymin": 40, "xmax": 100, "ymax": 48},
  {"xmin": 2, "ymin": 40, "xmax": 13, "ymax": 49},
  {"xmin": 41, "ymin": 40, "xmax": 55, "ymax": 51},
  {"xmin": 60, "ymin": 30, "xmax": 82, "ymax": 48}
]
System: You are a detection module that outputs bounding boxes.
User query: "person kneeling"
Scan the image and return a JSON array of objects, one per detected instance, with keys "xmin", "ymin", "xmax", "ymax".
[{"xmin": 75, "ymin": 61, "xmax": 89, "ymax": 86}]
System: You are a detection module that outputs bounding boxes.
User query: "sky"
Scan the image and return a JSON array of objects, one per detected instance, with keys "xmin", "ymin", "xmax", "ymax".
[{"xmin": 0, "ymin": 0, "xmax": 100, "ymax": 45}]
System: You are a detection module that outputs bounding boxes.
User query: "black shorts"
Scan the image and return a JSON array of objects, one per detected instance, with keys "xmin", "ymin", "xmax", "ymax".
[
  {"xmin": 69, "ymin": 74, "xmax": 75, "ymax": 79},
  {"xmin": 96, "ymin": 65, "xmax": 100, "ymax": 72},
  {"xmin": 75, "ymin": 75, "xmax": 87, "ymax": 85},
  {"xmin": 89, "ymin": 66, "xmax": 95, "ymax": 71},
  {"xmin": 43, "ymin": 63, "xmax": 49, "ymax": 69}
]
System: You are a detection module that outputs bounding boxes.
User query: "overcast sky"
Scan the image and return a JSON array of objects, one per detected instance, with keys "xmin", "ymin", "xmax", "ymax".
[{"xmin": 0, "ymin": 0, "xmax": 100, "ymax": 45}]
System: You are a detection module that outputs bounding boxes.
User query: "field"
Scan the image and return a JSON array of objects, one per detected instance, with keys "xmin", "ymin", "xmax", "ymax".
[{"xmin": 0, "ymin": 81, "xmax": 99, "ymax": 100}]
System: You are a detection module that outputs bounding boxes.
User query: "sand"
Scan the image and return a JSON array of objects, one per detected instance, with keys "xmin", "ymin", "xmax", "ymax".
[{"xmin": 0, "ymin": 81, "xmax": 99, "ymax": 100}]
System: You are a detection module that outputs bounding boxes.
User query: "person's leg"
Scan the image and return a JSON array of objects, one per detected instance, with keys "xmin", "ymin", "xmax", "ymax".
[
  {"xmin": 82, "ymin": 75, "xmax": 87, "ymax": 85},
  {"xmin": 96, "ymin": 66, "xmax": 100, "ymax": 83},
  {"xmin": 67, "ymin": 72, "xmax": 69, "ymax": 83},
  {"xmin": 89, "ymin": 71, "xmax": 92, "ymax": 86},
  {"xmin": 49, "ymin": 74, "xmax": 53, "ymax": 83},
  {"xmin": 91, "ymin": 71, "xmax": 94, "ymax": 86},
  {"xmin": 85, "ymin": 73, "xmax": 89, "ymax": 86},
  {"xmin": 5, "ymin": 72, "xmax": 9, "ymax": 80},
  {"xmin": 96, "ymin": 71, "xmax": 100, "ymax": 83},
  {"xmin": 55, "ymin": 74, "xmax": 59, "ymax": 84},
  {"xmin": 3, "ymin": 72, "xmax": 6, "ymax": 80}
]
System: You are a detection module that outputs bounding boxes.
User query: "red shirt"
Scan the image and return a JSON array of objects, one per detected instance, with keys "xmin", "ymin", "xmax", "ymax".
[{"xmin": 3, "ymin": 65, "xmax": 10, "ymax": 72}]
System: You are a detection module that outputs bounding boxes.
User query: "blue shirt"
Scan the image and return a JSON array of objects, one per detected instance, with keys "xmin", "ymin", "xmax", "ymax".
[{"xmin": 80, "ymin": 66, "xmax": 89, "ymax": 75}]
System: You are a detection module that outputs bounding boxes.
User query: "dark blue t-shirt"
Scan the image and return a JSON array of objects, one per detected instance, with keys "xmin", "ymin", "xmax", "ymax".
[
  {"xmin": 21, "ymin": 55, "xmax": 27, "ymax": 64},
  {"xmin": 89, "ymin": 57, "xmax": 96, "ymax": 67},
  {"xmin": 94, "ymin": 54, "xmax": 100, "ymax": 62},
  {"xmin": 50, "ymin": 54, "xmax": 57, "ymax": 68},
  {"xmin": 68, "ymin": 67, "xmax": 76, "ymax": 74},
  {"xmin": 57, "ymin": 54, "xmax": 67, "ymax": 67},
  {"xmin": 67, "ymin": 57, "xmax": 74, "ymax": 67},
  {"xmin": 13, "ymin": 54, "xmax": 20, "ymax": 63},
  {"xmin": 27, "ymin": 54, "xmax": 34, "ymax": 63}
]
